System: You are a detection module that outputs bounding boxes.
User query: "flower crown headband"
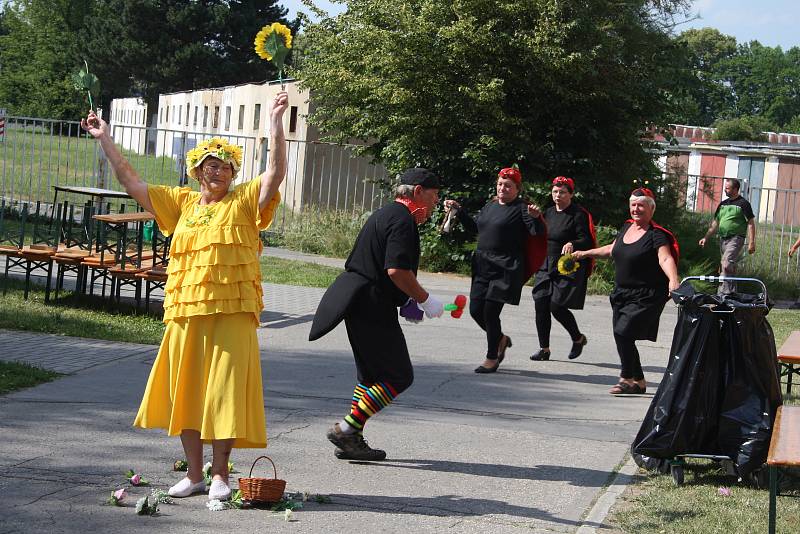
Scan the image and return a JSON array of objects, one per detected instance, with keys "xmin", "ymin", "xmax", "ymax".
[{"xmin": 185, "ymin": 138, "xmax": 244, "ymax": 180}]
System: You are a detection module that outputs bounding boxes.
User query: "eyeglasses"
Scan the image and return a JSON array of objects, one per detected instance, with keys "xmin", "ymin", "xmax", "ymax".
[{"xmin": 203, "ymin": 164, "xmax": 232, "ymax": 174}]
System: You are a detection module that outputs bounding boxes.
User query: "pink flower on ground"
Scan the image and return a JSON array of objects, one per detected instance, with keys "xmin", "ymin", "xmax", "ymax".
[
  {"xmin": 718, "ymin": 487, "xmax": 732, "ymax": 497},
  {"xmin": 130, "ymin": 474, "xmax": 142, "ymax": 486},
  {"xmin": 114, "ymin": 488, "xmax": 127, "ymax": 501}
]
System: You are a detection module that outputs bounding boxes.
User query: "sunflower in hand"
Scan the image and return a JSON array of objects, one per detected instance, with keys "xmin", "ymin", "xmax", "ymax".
[{"xmin": 557, "ymin": 253, "xmax": 580, "ymax": 275}]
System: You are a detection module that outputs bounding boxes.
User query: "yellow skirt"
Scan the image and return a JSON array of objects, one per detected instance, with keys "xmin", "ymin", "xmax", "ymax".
[{"xmin": 134, "ymin": 312, "xmax": 266, "ymax": 448}]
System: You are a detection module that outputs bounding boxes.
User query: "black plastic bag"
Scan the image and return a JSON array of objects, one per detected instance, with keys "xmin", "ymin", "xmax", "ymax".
[
  {"xmin": 632, "ymin": 284, "xmax": 782, "ymax": 478},
  {"xmin": 716, "ymin": 301, "xmax": 783, "ymax": 478},
  {"xmin": 632, "ymin": 285, "xmax": 723, "ymax": 458}
]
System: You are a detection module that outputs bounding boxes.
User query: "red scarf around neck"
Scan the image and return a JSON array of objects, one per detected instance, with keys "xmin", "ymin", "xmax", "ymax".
[{"xmin": 395, "ymin": 197, "xmax": 428, "ymax": 224}]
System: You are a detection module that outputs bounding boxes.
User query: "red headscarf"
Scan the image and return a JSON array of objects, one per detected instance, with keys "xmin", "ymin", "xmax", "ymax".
[
  {"xmin": 631, "ymin": 187, "xmax": 655, "ymax": 200},
  {"xmin": 552, "ymin": 176, "xmax": 575, "ymax": 193},
  {"xmin": 498, "ymin": 167, "xmax": 522, "ymax": 185}
]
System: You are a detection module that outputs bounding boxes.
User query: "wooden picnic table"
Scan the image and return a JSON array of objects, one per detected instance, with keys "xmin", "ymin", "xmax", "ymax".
[{"xmin": 777, "ymin": 330, "xmax": 800, "ymax": 394}]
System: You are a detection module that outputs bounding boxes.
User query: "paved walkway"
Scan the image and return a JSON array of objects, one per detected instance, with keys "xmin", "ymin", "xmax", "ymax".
[{"xmin": 0, "ymin": 248, "xmax": 680, "ymax": 533}]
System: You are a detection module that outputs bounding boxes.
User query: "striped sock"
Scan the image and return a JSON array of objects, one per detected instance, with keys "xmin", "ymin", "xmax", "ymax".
[{"xmin": 344, "ymin": 382, "xmax": 398, "ymax": 431}]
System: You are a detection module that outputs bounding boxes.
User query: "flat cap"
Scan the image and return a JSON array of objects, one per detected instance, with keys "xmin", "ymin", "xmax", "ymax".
[{"xmin": 399, "ymin": 167, "xmax": 440, "ymax": 188}]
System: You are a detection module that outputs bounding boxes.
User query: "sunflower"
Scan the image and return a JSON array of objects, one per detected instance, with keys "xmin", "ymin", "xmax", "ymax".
[
  {"xmin": 185, "ymin": 138, "xmax": 243, "ymax": 180},
  {"xmin": 557, "ymin": 254, "xmax": 580, "ymax": 275},
  {"xmin": 254, "ymin": 22, "xmax": 293, "ymax": 61}
]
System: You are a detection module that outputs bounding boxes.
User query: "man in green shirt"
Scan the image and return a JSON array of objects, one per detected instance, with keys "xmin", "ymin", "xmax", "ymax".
[{"xmin": 699, "ymin": 178, "xmax": 756, "ymax": 294}]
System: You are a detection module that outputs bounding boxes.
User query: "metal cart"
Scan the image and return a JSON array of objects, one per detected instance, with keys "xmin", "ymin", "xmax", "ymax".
[{"xmin": 666, "ymin": 275, "xmax": 770, "ymax": 486}]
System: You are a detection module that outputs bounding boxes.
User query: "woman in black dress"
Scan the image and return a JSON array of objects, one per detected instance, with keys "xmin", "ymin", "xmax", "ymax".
[
  {"xmin": 444, "ymin": 168, "xmax": 545, "ymax": 374},
  {"xmin": 573, "ymin": 188, "xmax": 680, "ymax": 394},
  {"xmin": 530, "ymin": 176, "xmax": 594, "ymax": 361}
]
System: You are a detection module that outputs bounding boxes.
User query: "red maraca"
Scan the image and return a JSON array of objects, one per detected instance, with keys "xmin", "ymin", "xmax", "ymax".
[{"xmin": 444, "ymin": 294, "xmax": 467, "ymax": 318}]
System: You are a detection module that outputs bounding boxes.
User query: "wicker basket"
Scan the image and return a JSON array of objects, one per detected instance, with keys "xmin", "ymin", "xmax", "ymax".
[{"xmin": 238, "ymin": 456, "xmax": 286, "ymax": 503}]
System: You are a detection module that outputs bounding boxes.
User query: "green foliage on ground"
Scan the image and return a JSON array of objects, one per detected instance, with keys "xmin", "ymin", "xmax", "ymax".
[
  {"xmin": 612, "ymin": 459, "xmax": 800, "ymax": 534},
  {"xmin": 296, "ymin": 0, "xmax": 691, "ymax": 224},
  {"xmin": 0, "ymin": 360, "xmax": 61, "ymax": 395},
  {"xmin": 266, "ymin": 208, "xmax": 367, "ymax": 260},
  {"xmin": 260, "ymin": 255, "xmax": 342, "ymax": 288},
  {"xmin": 0, "ymin": 279, "xmax": 166, "ymax": 344}
]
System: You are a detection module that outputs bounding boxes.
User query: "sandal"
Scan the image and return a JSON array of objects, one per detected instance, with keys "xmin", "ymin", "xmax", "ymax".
[{"xmin": 609, "ymin": 382, "xmax": 646, "ymax": 395}]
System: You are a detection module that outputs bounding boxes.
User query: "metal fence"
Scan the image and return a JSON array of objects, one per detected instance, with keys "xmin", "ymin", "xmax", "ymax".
[
  {"xmin": 671, "ymin": 172, "xmax": 800, "ymax": 278},
  {"xmin": 0, "ymin": 115, "xmax": 390, "ymax": 232}
]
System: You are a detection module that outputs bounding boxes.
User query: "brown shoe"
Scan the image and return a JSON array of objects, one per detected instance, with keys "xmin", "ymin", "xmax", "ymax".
[
  {"xmin": 326, "ymin": 424, "xmax": 387, "ymax": 461},
  {"xmin": 497, "ymin": 335, "xmax": 513, "ymax": 363}
]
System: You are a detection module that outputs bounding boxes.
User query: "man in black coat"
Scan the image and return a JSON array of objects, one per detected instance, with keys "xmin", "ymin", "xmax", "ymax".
[{"xmin": 309, "ymin": 168, "xmax": 445, "ymax": 460}]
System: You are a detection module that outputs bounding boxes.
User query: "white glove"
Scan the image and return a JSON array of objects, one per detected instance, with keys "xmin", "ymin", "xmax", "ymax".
[{"xmin": 418, "ymin": 294, "xmax": 444, "ymax": 318}]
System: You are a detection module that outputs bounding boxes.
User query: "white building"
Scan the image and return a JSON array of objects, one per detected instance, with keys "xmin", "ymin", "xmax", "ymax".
[{"xmin": 110, "ymin": 80, "xmax": 388, "ymax": 213}]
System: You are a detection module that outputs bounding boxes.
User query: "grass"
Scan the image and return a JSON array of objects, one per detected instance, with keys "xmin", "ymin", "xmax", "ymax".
[
  {"xmin": 259, "ymin": 255, "xmax": 342, "ymax": 287},
  {"xmin": 606, "ymin": 309, "xmax": 800, "ymax": 534},
  {"xmin": 0, "ymin": 279, "xmax": 166, "ymax": 344},
  {"xmin": 0, "ymin": 360, "xmax": 61, "ymax": 394},
  {"xmin": 1, "ymin": 127, "xmax": 181, "ymax": 203},
  {"xmin": 267, "ymin": 208, "xmax": 366, "ymax": 259},
  {"xmin": 0, "ymin": 256, "xmax": 340, "ymax": 346}
]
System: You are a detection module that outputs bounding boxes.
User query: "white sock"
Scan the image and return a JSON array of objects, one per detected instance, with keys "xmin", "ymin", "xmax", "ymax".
[{"xmin": 338, "ymin": 420, "xmax": 357, "ymax": 434}]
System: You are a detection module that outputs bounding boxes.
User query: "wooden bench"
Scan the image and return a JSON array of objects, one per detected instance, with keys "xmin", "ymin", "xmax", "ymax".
[
  {"xmin": 777, "ymin": 331, "xmax": 800, "ymax": 395},
  {"xmin": 767, "ymin": 405, "xmax": 800, "ymax": 534}
]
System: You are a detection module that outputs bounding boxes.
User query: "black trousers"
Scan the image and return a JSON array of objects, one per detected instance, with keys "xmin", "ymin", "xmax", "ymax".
[
  {"xmin": 614, "ymin": 332, "xmax": 644, "ymax": 380},
  {"xmin": 534, "ymin": 297, "xmax": 581, "ymax": 348},
  {"xmin": 343, "ymin": 288, "xmax": 414, "ymax": 393},
  {"xmin": 469, "ymin": 297, "xmax": 505, "ymax": 360}
]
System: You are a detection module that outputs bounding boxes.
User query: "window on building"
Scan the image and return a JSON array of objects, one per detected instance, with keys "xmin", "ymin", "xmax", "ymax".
[
  {"xmin": 173, "ymin": 105, "xmax": 176, "ymax": 124},
  {"xmin": 178, "ymin": 105, "xmax": 182, "ymax": 125},
  {"xmin": 224, "ymin": 106, "xmax": 231, "ymax": 130},
  {"xmin": 289, "ymin": 106, "xmax": 298, "ymax": 133},
  {"xmin": 185, "ymin": 105, "xmax": 190, "ymax": 126},
  {"xmin": 213, "ymin": 106, "xmax": 219, "ymax": 128},
  {"xmin": 193, "ymin": 106, "xmax": 198, "ymax": 127},
  {"xmin": 253, "ymin": 104, "xmax": 261, "ymax": 130},
  {"xmin": 166, "ymin": 106, "xmax": 169, "ymax": 124},
  {"xmin": 238, "ymin": 105, "xmax": 245, "ymax": 130},
  {"xmin": 203, "ymin": 106, "xmax": 208, "ymax": 128}
]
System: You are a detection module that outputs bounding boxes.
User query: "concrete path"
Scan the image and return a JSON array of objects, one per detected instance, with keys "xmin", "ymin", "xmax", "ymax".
[{"xmin": 0, "ymin": 248, "xmax": 680, "ymax": 533}]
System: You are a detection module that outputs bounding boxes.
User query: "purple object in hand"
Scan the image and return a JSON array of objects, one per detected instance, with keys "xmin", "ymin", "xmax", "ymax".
[{"xmin": 399, "ymin": 299, "xmax": 424, "ymax": 321}]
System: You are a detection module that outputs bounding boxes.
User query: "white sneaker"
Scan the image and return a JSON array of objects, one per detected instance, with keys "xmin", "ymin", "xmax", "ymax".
[
  {"xmin": 208, "ymin": 479, "xmax": 231, "ymax": 501},
  {"xmin": 168, "ymin": 477, "xmax": 207, "ymax": 498}
]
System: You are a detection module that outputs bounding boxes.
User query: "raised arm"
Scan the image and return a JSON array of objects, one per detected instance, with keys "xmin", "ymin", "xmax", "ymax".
[
  {"xmin": 258, "ymin": 92, "xmax": 289, "ymax": 212},
  {"xmin": 80, "ymin": 111, "xmax": 154, "ymax": 213}
]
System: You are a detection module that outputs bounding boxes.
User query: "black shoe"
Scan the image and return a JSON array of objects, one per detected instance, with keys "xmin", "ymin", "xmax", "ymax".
[
  {"xmin": 530, "ymin": 349, "xmax": 551, "ymax": 361},
  {"xmin": 474, "ymin": 362, "xmax": 499, "ymax": 373},
  {"xmin": 568, "ymin": 335, "xmax": 587, "ymax": 360},
  {"xmin": 326, "ymin": 425, "xmax": 387, "ymax": 461}
]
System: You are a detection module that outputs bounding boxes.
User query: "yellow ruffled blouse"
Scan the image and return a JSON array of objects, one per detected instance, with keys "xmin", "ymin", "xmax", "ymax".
[{"xmin": 147, "ymin": 179, "xmax": 280, "ymax": 322}]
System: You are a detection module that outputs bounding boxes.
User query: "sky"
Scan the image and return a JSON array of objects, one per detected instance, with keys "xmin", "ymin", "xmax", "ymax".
[{"xmin": 281, "ymin": 0, "xmax": 800, "ymax": 50}]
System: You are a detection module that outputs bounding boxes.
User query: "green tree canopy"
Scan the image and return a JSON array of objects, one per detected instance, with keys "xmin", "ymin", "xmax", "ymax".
[
  {"xmin": 711, "ymin": 115, "xmax": 777, "ymax": 142},
  {"xmin": 0, "ymin": 0, "xmax": 297, "ymax": 119},
  {"xmin": 295, "ymin": 0, "xmax": 691, "ymax": 221},
  {"xmin": 0, "ymin": 0, "xmax": 92, "ymax": 118}
]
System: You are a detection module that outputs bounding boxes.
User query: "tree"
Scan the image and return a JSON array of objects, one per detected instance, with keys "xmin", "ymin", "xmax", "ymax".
[
  {"xmin": 673, "ymin": 28, "xmax": 738, "ymax": 126},
  {"xmin": 295, "ymin": 0, "xmax": 691, "ymax": 222},
  {"xmin": 0, "ymin": 0, "xmax": 93, "ymax": 118},
  {"xmin": 80, "ymin": 0, "xmax": 298, "ymax": 110},
  {"xmin": 711, "ymin": 115, "xmax": 777, "ymax": 142}
]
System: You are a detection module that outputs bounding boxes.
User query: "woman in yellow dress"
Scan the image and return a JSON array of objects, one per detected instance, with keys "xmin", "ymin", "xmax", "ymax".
[{"xmin": 81, "ymin": 92, "xmax": 289, "ymax": 501}]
